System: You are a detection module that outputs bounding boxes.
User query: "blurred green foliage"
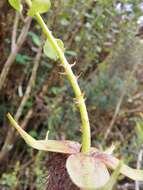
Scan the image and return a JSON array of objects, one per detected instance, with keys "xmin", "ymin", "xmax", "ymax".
[{"xmin": 0, "ymin": 162, "xmax": 19, "ymax": 189}]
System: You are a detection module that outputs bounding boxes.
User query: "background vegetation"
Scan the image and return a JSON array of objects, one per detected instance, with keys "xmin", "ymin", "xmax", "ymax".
[{"xmin": 0, "ymin": 0, "xmax": 143, "ymax": 189}]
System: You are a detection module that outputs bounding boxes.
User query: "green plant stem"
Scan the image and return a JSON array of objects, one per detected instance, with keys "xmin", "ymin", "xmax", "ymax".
[{"xmin": 25, "ymin": 0, "xmax": 91, "ymax": 152}]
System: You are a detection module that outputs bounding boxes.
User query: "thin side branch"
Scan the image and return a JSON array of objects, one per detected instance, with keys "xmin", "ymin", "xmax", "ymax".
[
  {"xmin": 11, "ymin": 12, "xmax": 20, "ymax": 51},
  {"xmin": 104, "ymin": 64, "xmax": 139, "ymax": 140},
  {"xmin": 0, "ymin": 43, "xmax": 42, "ymax": 163},
  {"xmin": 104, "ymin": 88, "xmax": 126, "ymax": 140},
  {"xmin": 0, "ymin": 17, "xmax": 31, "ymax": 91},
  {"xmin": 15, "ymin": 40, "xmax": 43, "ymax": 121},
  {"xmin": 21, "ymin": 109, "xmax": 33, "ymax": 130}
]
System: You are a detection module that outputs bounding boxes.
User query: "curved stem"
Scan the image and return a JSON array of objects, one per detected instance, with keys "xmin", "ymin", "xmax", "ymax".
[{"xmin": 25, "ymin": 0, "xmax": 91, "ymax": 152}]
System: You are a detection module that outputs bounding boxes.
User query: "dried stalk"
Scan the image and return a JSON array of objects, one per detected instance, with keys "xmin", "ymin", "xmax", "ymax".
[
  {"xmin": 0, "ymin": 16, "xmax": 31, "ymax": 91},
  {"xmin": 21, "ymin": 109, "xmax": 33, "ymax": 130},
  {"xmin": 0, "ymin": 44, "xmax": 42, "ymax": 163},
  {"xmin": 11, "ymin": 12, "xmax": 20, "ymax": 51},
  {"xmin": 104, "ymin": 64, "xmax": 139, "ymax": 140},
  {"xmin": 15, "ymin": 41, "xmax": 43, "ymax": 121}
]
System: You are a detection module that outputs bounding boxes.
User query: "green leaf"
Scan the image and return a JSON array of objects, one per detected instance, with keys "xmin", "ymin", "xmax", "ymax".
[
  {"xmin": 66, "ymin": 153, "xmax": 110, "ymax": 189},
  {"xmin": 43, "ymin": 39, "xmax": 57, "ymax": 60},
  {"xmin": 29, "ymin": 130, "xmax": 38, "ymax": 138},
  {"xmin": 65, "ymin": 50, "xmax": 77, "ymax": 57},
  {"xmin": 16, "ymin": 54, "xmax": 32, "ymax": 64},
  {"xmin": 43, "ymin": 39, "xmax": 64, "ymax": 60},
  {"xmin": 28, "ymin": 0, "xmax": 51, "ymax": 16},
  {"xmin": 50, "ymin": 86, "xmax": 65, "ymax": 95},
  {"xmin": 7, "ymin": 113, "xmax": 81, "ymax": 154},
  {"xmin": 8, "ymin": 0, "xmax": 22, "ymax": 12},
  {"xmin": 28, "ymin": 32, "xmax": 41, "ymax": 46}
]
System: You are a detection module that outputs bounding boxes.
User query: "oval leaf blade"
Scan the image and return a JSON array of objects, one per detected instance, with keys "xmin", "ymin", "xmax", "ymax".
[
  {"xmin": 7, "ymin": 113, "xmax": 80, "ymax": 154},
  {"xmin": 43, "ymin": 39, "xmax": 58, "ymax": 60},
  {"xmin": 43, "ymin": 39, "xmax": 64, "ymax": 60},
  {"xmin": 8, "ymin": 0, "xmax": 22, "ymax": 12},
  {"xmin": 66, "ymin": 153, "xmax": 110, "ymax": 189},
  {"xmin": 28, "ymin": 0, "xmax": 51, "ymax": 16}
]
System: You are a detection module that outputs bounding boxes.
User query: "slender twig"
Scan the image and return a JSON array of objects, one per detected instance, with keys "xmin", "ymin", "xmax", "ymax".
[
  {"xmin": 104, "ymin": 89, "xmax": 125, "ymax": 140},
  {"xmin": 21, "ymin": 109, "xmax": 33, "ymax": 130},
  {"xmin": 11, "ymin": 12, "xmax": 20, "ymax": 51},
  {"xmin": 104, "ymin": 63, "xmax": 139, "ymax": 140},
  {"xmin": 25, "ymin": 0, "xmax": 91, "ymax": 152},
  {"xmin": 128, "ymin": 91, "xmax": 143, "ymax": 102},
  {"xmin": 0, "ymin": 43, "xmax": 42, "ymax": 163},
  {"xmin": 119, "ymin": 105, "xmax": 143, "ymax": 115},
  {"xmin": 15, "ymin": 39, "xmax": 43, "ymax": 121},
  {"xmin": 0, "ymin": 17, "xmax": 31, "ymax": 91}
]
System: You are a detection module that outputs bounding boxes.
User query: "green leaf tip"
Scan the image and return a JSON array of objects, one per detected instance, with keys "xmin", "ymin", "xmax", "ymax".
[
  {"xmin": 28, "ymin": 0, "xmax": 51, "ymax": 16},
  {"xmin": 8, "ymin": 0, "xmax": 22, "ymax": 12}
]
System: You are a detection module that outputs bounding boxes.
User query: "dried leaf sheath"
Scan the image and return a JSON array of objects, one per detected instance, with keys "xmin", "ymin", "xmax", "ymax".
[{"xmin": 7, "ymin": 113, "xmax": 81, "ymax": 154}]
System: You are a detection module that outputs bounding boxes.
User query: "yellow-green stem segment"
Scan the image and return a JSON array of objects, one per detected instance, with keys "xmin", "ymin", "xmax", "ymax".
[{"xmin": 25, "ymin": 0, "xmax": 91, "ymax": 152}]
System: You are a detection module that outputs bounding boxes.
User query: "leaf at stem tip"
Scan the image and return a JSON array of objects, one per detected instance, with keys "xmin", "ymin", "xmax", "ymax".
[
  {"xmin": 8, "ymin": 0, "xmax": 22, "ymax": 12},
  {"xmin": 66, "ymin": 153, "xmax": 110, "ymax": 189},
  {"xmin": 43, "ymin": 39, "xmax": 65, "ymax": 60},
  {"xmin": 28, "ymin": 0, "xmax": 51, "ymax": 16},
  {"xmin": 7, "ymin": 113, "xmax": 81, "ymax": 154}
]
